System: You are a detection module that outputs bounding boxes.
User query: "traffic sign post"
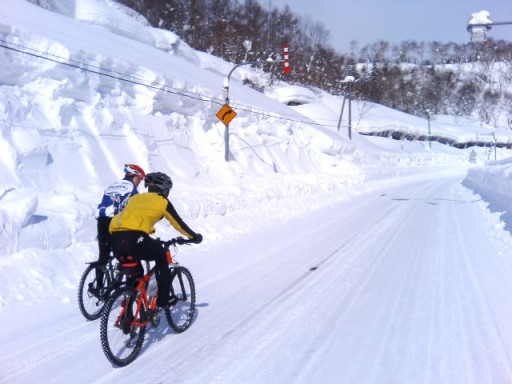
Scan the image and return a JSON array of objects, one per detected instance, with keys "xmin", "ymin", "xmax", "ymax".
[
  {"xmin": 216, "ymin": 104, "xmax": 237, "ymax": 162},
  {"xmin": 220, "ymin": 44, "xmax": 290, "ymax": 161}
]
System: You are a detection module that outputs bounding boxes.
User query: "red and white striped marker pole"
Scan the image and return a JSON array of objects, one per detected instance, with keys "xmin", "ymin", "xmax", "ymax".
[{"xmin": 283, "ymin": 43, "xmax": 290, "ymax": 74}]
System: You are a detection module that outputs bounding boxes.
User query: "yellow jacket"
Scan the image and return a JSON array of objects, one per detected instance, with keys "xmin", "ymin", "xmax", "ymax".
[{"xmin": 109, "ymin": 192, "xmax": 197, "ymax": 239}]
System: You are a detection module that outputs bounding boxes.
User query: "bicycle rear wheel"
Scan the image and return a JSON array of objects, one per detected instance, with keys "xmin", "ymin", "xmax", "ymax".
[
  {"xmin": 78, "ymin": 264, "xmax": 107, "ymax": 320},
  {"xmin": 165, "ymin": 266, "xmax": 196, "ymax": 333},
  {"xmin": 100, "ymin": 288, "xmax": 146, "ymax": 367}
]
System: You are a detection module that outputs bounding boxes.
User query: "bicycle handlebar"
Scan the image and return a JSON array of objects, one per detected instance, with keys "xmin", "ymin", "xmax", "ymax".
[{"xmin": 162, "ymin": 237, "xmax": 196, "ymax": 248}]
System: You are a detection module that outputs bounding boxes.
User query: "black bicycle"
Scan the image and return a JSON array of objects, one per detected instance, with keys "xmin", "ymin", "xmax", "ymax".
[
  {"xmin": 100, "ymin": 237, "xmax": 196, "ymax": 367},
  {"xmin": 78, "ymin": 255, "xmax": 125, "ymax": 320}
]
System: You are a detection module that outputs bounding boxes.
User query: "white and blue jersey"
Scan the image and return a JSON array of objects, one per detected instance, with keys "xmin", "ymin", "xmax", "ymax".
[{"xmin": 97, "ymin": 179, "xmax": 138, "ymax": 218}]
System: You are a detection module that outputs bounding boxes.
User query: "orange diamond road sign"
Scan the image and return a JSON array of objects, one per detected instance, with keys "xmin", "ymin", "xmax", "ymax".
[{"xmin": 216, "ymin": 104, "xmax": 237, "ymax": 125}]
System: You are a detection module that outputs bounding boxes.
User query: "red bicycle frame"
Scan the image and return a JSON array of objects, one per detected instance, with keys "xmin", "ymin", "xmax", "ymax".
[{"xmin": 115, "ymin": 249, "xmax": 175, "ymax": 330}]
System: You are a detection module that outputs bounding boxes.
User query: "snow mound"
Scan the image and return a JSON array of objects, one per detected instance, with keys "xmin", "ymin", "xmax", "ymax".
[
  {"xmin": 267, "ymin": 85, "xmax": 317, "ymax": 105},
  {"xmin": 32, "ymin": 0, "xmax": 155, "ymax": 45}
]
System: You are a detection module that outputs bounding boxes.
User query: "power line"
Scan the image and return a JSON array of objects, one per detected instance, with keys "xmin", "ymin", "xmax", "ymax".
[
  {"xmin": 0, "ymin": 39, "xmax": 214, "ymax": 103},
  {"xmin": 0, "ymin": 38, "xmax": 336, "ymax": 129}
]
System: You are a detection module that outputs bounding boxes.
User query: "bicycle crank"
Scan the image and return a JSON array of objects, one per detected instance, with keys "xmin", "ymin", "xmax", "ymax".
[{"xmin": 151, "ymin": 310, "xmax": 161, "ymax": 328}]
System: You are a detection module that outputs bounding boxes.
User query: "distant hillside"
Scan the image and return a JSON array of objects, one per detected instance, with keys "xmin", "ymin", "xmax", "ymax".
[{"xmin": 111, "ymin": 0, "xmax": 512, "ymax": 130}]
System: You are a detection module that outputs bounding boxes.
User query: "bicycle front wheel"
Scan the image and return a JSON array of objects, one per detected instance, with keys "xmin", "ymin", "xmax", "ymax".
[
  {"xmin": 100, "ymin": 288, "xmax": 146, "ymax": 367},
  {"xmin": 78, "ymin": 264, "xmax": 107, "ymax": 320},
  {"xmin": 165, "ymin": 266, "xmax": 196, "ymax": 333}
]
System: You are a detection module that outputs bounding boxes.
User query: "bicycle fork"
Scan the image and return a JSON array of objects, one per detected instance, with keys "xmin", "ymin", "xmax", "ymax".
[{"xmin": 169, "ymin": 268, "xmax": 186, "ymax": 302}]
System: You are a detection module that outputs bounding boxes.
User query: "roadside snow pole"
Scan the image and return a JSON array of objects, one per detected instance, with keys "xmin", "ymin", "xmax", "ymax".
[
  {"xmin": 283, "ymin": 43, "xmax": 290, "ymax": 75},
  {"xmin": 219, "ymin": 46, "xmax": 289, "ymax": 161}
]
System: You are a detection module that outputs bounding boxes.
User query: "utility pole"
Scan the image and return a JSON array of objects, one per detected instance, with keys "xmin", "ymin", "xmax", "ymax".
[
  {"xmin": 336, "ymin": 96, "xmax": 346, "ymax": 134},
  {"xmin": 426, "ymin": 109, "xmax": 432, "ymax": 149},
  {"xmin": 348, "ymin": 81, "xmax": 352, "ymax": 140},
  {"xmin": 338, "ymin": 76, "xmax": 355, "ymax": 140}
]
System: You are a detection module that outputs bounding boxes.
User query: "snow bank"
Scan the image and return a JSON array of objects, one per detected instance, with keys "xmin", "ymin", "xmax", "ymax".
[
  {"xmin": 463, "ymin": 158, "xmax": 512, "ymax": 233},
  {"xmin": 267, "ymin": 85, "xmax": 317, "ymax": 105}
]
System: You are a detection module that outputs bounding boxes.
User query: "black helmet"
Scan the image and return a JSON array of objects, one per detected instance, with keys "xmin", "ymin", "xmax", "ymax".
[{"xmin": 144, "ymin": 172, "xmax": 173, "ymax": 197}]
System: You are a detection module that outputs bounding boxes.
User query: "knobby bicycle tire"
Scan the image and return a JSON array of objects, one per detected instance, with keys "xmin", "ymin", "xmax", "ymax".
[
  {"xmin": 100, "ymin": 287, "xmax": 146, "ymax": 367},
  {"xmin": 165, "ymin": 266, "xmax": 196, "ymax": 333},
  {"xmin": 78, "ymin": 264, "xmax": 108, "ymax": 320}
]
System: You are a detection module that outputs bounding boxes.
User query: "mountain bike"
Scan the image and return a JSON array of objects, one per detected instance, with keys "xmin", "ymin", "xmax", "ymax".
[
  {"xmin": 100, "ymin": 237, "xmax": 196, "ymax": 367},
  {"xmin": 77, "ymin": 255, "xmax": 126, "ymax": 320}
]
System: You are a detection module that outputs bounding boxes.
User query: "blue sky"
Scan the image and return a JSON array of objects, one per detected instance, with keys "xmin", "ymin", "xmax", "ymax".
[{"xmin": 265, "ymin": 0, "xmax": 512, "ymax": 53}]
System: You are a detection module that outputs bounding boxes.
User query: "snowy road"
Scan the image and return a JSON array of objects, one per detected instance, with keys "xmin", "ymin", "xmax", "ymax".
[{"xmin": 2, "ymin": 169, "xmax": 512, "ymax": 384}]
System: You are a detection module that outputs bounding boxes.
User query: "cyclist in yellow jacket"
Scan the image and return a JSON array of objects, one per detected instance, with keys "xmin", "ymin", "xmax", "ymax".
[{"xmin": 110, "ymin": 172, "xmax": 202, "ymax": 308}]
